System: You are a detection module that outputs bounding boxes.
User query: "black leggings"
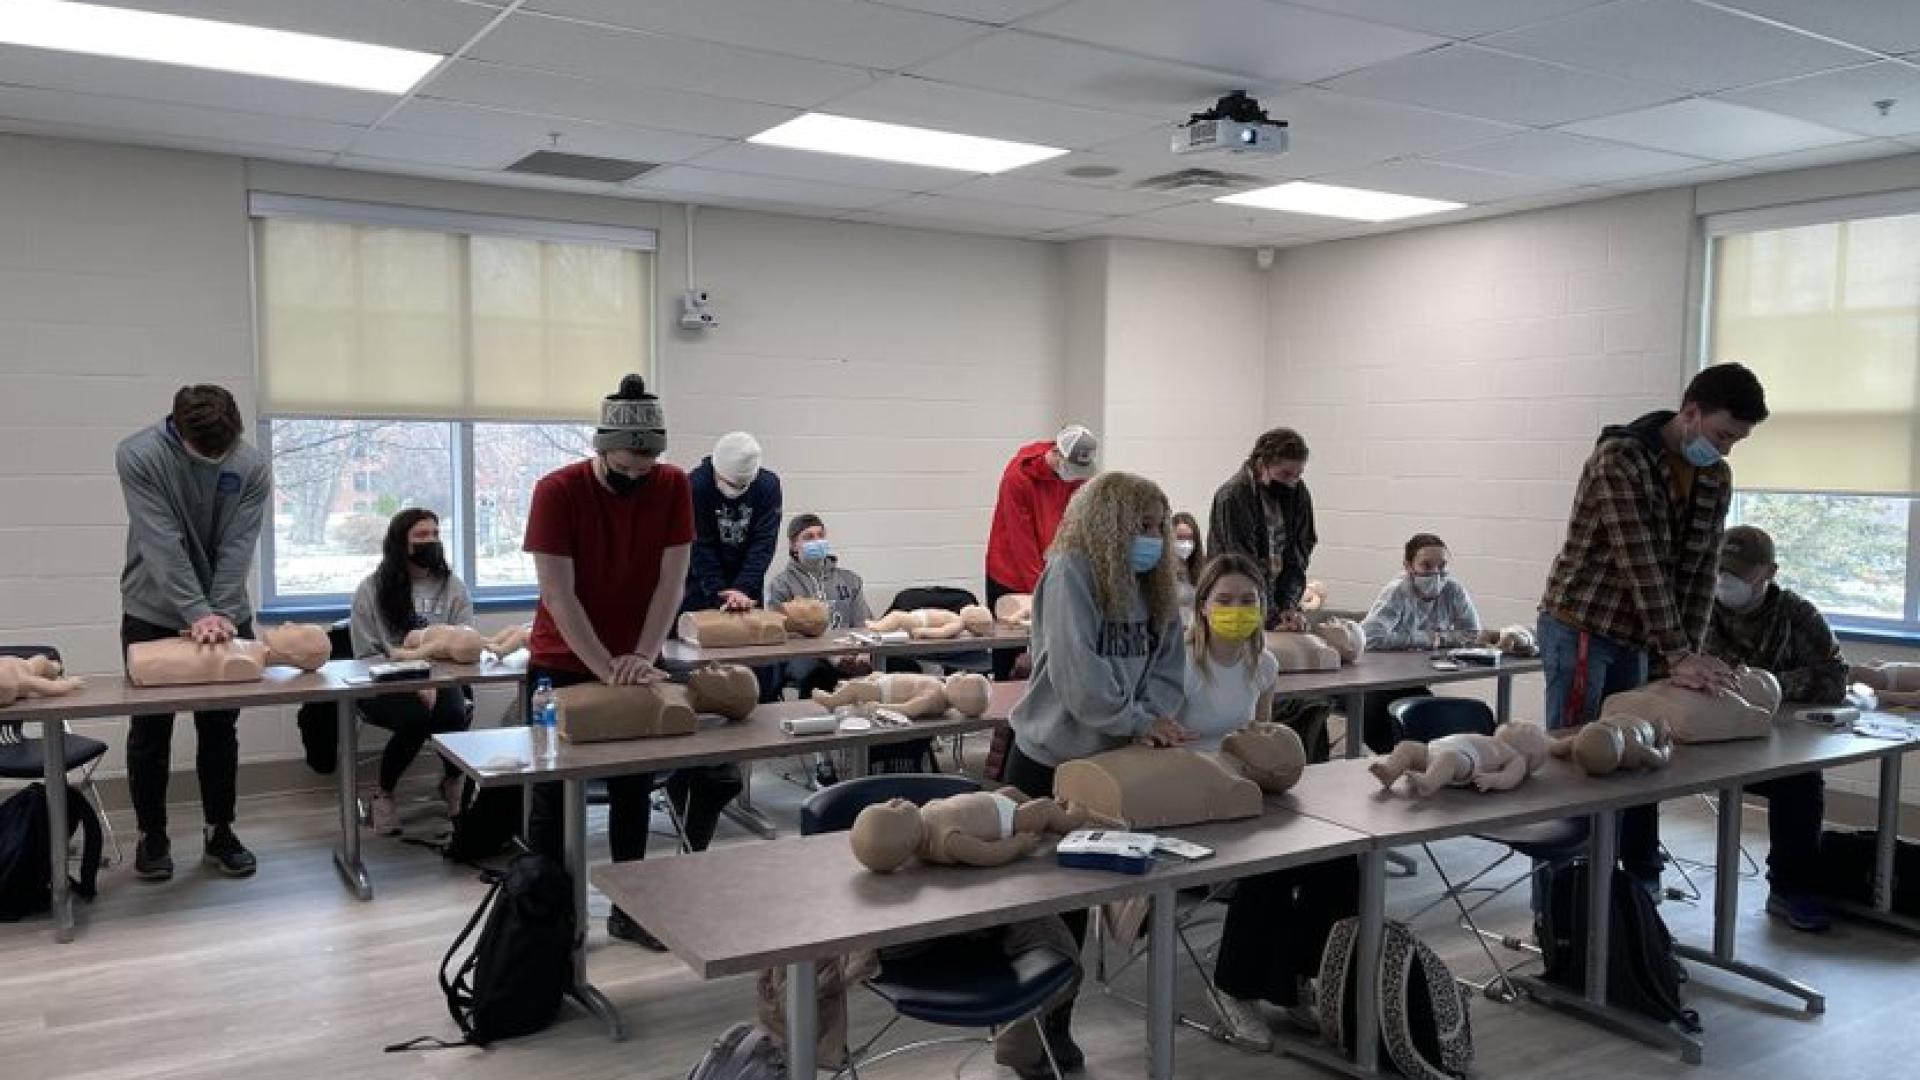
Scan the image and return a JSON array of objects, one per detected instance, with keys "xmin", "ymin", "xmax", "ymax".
[
  {"xmin": 122, "ymin": 614, "xmax": 251, "ymax": 834},
  {"xmin": 1215, "ymin": 858, "xmax": 1360, "ymax": 1004},
  {"xmin": 359, "ymin": 687, "xmax": 469, "ymax": 792}
]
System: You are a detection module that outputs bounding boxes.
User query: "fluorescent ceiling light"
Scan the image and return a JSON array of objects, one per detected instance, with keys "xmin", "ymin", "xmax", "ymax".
[
  {"xmin": 0, "ymin": 0, "xmax": 443, "ymax": 94},
  {"xmin": 1217, "ymin": 181, "xmax": 1463, "ymax": 222},
  {"xmin": 750, "ymin": 113, "xmax": 1067, "ymax": 174}
]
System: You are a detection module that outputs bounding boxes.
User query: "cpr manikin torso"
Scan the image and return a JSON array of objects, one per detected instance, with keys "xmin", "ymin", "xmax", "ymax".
[
  {"xmin": 1267, "ymin": 630, "xmax": 1340, "ymax": 672},
  {"xmin": 389, "ymin": 624, "xmax": 486, "ymax": 664},
  {"xmin": 127, "ymin": 624, "xmax": 331, "ymax": 687},
  {"xmin": 1051, "ymin": 724, "xmax": 1307, "ymax": 829},
  {"xmin": 1601, "ymin": 667, "xmax": 1782, "ymax": 743},
  {"xmin": 1853, "ymin": 661, "xmax": 1920, "ymax": 706},
  {"xmin": 677, "ymin": 609, "xmax": 788, "ymax": 647}
]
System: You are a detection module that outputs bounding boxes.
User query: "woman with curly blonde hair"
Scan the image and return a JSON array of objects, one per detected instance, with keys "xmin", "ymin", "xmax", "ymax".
[{"xmin": 1004, "ymin": 470, "xmax": 1190, "ymax": 1072}]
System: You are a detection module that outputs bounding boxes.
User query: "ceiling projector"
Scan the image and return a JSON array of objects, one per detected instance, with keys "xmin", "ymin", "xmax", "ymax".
[{"xmin": 1173, "ymin": 91, "xmax": 1288, "ymax": 156}]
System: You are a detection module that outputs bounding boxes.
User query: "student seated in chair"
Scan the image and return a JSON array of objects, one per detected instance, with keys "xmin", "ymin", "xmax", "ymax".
[
  {"xmin": 348, "ymin": 509, "xmax": 475, "ymax": 836},
  {"xmin": 1705, "ymin": 525, "xmax": 1848, "ymax": 932},
  {"xmin": 1176, "ymin": 553, "xmax": 1357, "ymax": 1050},
  {"xmin": 766, "ymin": 513, "xmax": 873, "ymax": 698},
  {"xmin": 1355, "ymin": 533, "xmax": 1483, "ymax": 753}
]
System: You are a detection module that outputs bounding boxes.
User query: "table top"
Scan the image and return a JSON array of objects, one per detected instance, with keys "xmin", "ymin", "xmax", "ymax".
[
  {"xmin": 2, "ymin": 659, "xmax": 523, "ymax": 723},
  {"xmin": 661, "ymin": 623, "xmax": 1029, "ymax": 667},
  {"xmin": 592, "ymin": 808, "xmax": 1371, "ymax": 979},
  {"xmin": 435, "ymin": 680, "xmax": 1026, "ymax": 786},
  {"xmin": 1270, "ymin": 650, "xmax": 1542, "ymax": 701},
  {"xmin": 1287, "ymin": 712, "xmax": 1920, "ymax": 847}
]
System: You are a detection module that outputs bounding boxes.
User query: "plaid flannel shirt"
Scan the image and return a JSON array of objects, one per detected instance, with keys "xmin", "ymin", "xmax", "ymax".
[
  {"xmin": 1705, "ymin": 585, "xmax": 1849, "ymax": 706},
  {"xmin": 1541, "ymin": 414, "xmax": 1730, "ymax": 664}
]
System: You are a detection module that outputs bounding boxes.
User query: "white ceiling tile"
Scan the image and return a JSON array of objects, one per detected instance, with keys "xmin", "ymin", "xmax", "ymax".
[
  {"xmin": 0, "ymin": 85, "xmax": 363, "ymax": 153},
  {"xmin": 1733, "ymin": 138, "xmax": 1913, "ymax": 172},
  {"xmin": 344, "ymin": 128, "xmax": 529, "ymax": 171},
  {"xmin": 872, "ymin": 0, "xmax": 1065, "ymax": 23},
  {"xmin": 522, "ymin": 0, "xmax": 990, "ymax": 69},
  {"xmin": 465, "ymin": 12, "xmax": 873, "ymax": 108},
  {"xmin": 1128, "ymin": 198, "xmax": 1348, "ymax": 237},
  {"xmin": 1019, "ymin": 0, "xmax": 1444, "ymax": 84},
  {"xmin": 849, "ymin": 193, "xmax": 1108, "ymax": 230},
  {"xmin": 1599, "ymin": 161, "xmax": 1757, "ymax": 193},
  {"xmin": 1484, "ymin": 0, "xmax": 1870, "ymax": 94},
  {"xmin": 422, "ymin": 60, "xmax": 797, "ymax": 138},
  {"xmin": 669, "ymin": 142, "xmax": 963, "ymax": 192},
  {"xmin": 1714, "ymin": 0, "xmax": 1920, "ymax": 56},
  {"xmin": 0, "ymin": 44, "xmax": 392, "ymax": 125},
  {"xmin": 1070, "ymin": 217, "xmax": 1292, "ymax": 247},
  {"xmin": 0, "ymin": 114, "xmax": 340, "ymax": 167},
  {"xmin": 819, "ymin": 75, "xmax": 1162, "ymax": 149},
  {"xmin": 910, "ymin": 31, "xmax": 1266, "ymax": 117},
  {"xmin": 332, "ymin": 155, "xmax": 647, "ymax": 195},
  {"xmin": 632, "ymin": 166, "xmax": 906, "ymax": 210},
  {"xmin": 1429, "ymin": 130, "xmax": 1710, "ymax": 183},
  {"xmin": 933, "ymin": 173, "xmax": 1185, "ymax": 214},
  {"xmin": 1319, "ymin": 158, "xmax": 1564, "ymax": 204},
  {"xmin": 109, "ymin": 0, "xmax": 502, "ymax": 53},
  {"xmin": 1320, "ymin": 44, "xmax": 1679, "ymax": 127},
  {"xmin": 1563, "ymin": 98, "xmax": 1859, "ymax": 160},
  {"xmin": 1259, "ymin": 87, "xmax": 1526, "ymax": 158},
  {"xmin": 376, "ymin": 100, "xmax": 727, "ymax": 164},
  {"xmin": 1284, "ymin": 0, "xmax": 1615, "ymax": 39},
  {"xmin": 837, "ymin": 210, "xmax": 1051, "ymax": 238},
  {"xmin": 1717, "ymin": 62, "xmax": 1920, "ymax": 137}
]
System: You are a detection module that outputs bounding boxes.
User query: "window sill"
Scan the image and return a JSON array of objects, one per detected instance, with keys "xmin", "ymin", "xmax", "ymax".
[
  {"xmin": 260, "ymin": 594, "xmax": 539, "ymax": 624},
  {"xmin": 1834, "ymin": 625, "xmax": 1920, "ymax": 648}
]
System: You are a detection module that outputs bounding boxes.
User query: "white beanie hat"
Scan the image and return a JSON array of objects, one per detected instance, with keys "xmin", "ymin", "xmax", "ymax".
[{"xmin": 713, "ymin": 431, "xmax": 762, "ymax": 489}]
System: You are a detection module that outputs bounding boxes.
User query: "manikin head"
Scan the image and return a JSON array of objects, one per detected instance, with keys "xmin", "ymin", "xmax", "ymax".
[
  {"xmin": 1568, "ymin": 722, "xmax": 1628, "ymax": 775},
  {"xmin": 263, "ymin": 624, "xmax": 330, "ymax": 671},
  {"xmin": 1668, "ymin": 362, "xmax": 1767, "ymax": 468},
  {"xmin": 1496, "ymin": 722, "xmax": 1553, "ymax": 770},
  {"xmin": 171, "ymin": 384, "xmax": 243, "ymax": 464},
  {"xmin": 959, "ymin": 605, "xmax": 994, "ymax": 637},
  {"xmin": 1715, "ymin": 525, "xmax": 1776, "ymax": 614},
  {"xmin": 944, "ymin": 672, "xmax": 992, "ymax": 716},
  {"xmin": 850, "ymin": 799, "xmax": 926, "ymax": 874},
  {"xmin": 1247, "ymin": 427, "xmax": 1309, "ymax": 489}
]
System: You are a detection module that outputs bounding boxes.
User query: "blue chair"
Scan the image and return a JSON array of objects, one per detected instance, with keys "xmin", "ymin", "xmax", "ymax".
[
  {"xmin": 802, "ymin": 774, "xmax": 1074, "ymax": 1080},
  {"xmin": 1388, "ymin": 696, "xmax": 1582, "ymax": 1002},
  {"xmin": 0, "ymin": 645, "xmax": 121, "ymax": 866}
]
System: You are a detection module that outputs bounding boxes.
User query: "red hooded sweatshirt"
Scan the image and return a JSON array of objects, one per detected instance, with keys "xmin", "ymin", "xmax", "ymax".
[{"xmin": 986, "ymin": 440, "xmax": 1084, "ymax": 593}]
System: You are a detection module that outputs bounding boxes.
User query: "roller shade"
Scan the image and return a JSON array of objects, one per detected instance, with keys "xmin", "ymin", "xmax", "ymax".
[
  {"xmin": 1708, "ymin": 210, "xmax": 1920, "ymax": 495},
  {"xmin": 255, "ymin": 211, "xmax": 653, "ymax": 422}
]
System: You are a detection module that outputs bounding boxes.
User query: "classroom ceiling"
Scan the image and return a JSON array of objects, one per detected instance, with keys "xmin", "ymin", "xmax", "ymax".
[{"xmin": 4, "ymin": 0, "xmax": 1920, "ymax": 246}]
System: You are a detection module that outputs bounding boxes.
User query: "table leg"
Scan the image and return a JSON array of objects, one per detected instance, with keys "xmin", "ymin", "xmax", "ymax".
[
  {"xmin": 1876, "ymin": 753, "xmax": 1902, "ymax": 915},
  {"xmin": 44, "ymin": 715, "xmax": 73, "ymax": 942},
  {"xmin": 564, "ymin": 777, "xmax": 626, "ymax": 1040},
  {"xmin": 1148, "ymin": 885, "xmax": 1176, "ymax": 1080},
  {"xmin": 1276, "ymin": 850, "xmax": 1386, "ymax": 1078},
  {"xmin": 1495, "ymin": 675, "xmax": 1513, "ymax": 724},
  {"xmin": 1342, "ymin": 692, "xmax": 1366, "ymax": 760},
  {"xmin": 850, "ymin": 742, "xmax": 871, "ymax": 779},
  {"xmin": 1673, "ymin": 787, "xmax": 1824, "ymax": 1013},
  {"xmin": 787, "ymin": 960, "xmax": 818, "ymax": 1078},
  {"xmin": 1515, "ymin": 809, "xmax": 1703, "ymax": 1063},
  {"xmin": 331, "ymin": 700, "xmax": 373, "ymax": 901},
  {"xmin": 722, "ymin": 761, "xmax": 779, "ymax": 839}
]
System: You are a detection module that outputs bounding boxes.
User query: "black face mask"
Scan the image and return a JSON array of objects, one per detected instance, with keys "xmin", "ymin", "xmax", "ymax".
[
  {"xmin": 408, "ymin": 541, "xmax": 443, "ymax": 569},
  {"xmin": 604, "ymin": 468, "xmax": 648, "ymax": 497}
]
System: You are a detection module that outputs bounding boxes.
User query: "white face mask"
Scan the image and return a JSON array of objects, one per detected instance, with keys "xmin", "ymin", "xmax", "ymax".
[
  {"xmin": 1173, "ymin": 539, "xmax": 1196, "ymax": 560},
  {"xmin": 1715, "ymin": 573, "xmax": 1758, "ymax": 611},
  {"xmin": 1410, "ymin": 572, "xmax": 1445, "ymax": 598}
]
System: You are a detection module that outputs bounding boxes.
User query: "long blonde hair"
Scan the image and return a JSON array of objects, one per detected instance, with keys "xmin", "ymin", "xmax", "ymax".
[
  {"xmin": 1050, "ymin": 471, "xmax": 1176, "ymax": 624},
  {"xmin": 1186, "ymin": 553, "xmax": 1267, "ymax": 681}
]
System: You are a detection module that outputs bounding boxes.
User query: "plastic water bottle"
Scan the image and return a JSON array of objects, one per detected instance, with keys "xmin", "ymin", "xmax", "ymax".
[{"xmin": 530, "ymin": 675, "xmax": 558, "ymax": 768}]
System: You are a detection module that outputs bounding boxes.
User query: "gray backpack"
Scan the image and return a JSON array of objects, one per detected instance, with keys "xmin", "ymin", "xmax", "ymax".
[{"xmin": 688, "ymin": 1023, "xmax": 787, "ymax": 1080}]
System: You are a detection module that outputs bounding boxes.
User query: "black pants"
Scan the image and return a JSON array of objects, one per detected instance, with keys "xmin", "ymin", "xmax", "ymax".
[
  {"xmin": 122, "ymin": 614, "xmax": 252, "ymax": 835},
  {"xmin": 1357, "ymin": 685, "xmax": 1430, "ymax": 755},
  {"xmin": 525, "ymin": 666, "xmax": 743, "ymax": 918},
  {"xmin": 1750, "ymin": 771, "xmax": 1824, "ymax": 895},
  {"xmin": 985, "ymin": 572, "xmax": 1026, "ymax": 682},
  {"xmin": 1216, "ymin": 857, "xmax": 1361, "ymax": 1005},
  {"xmin": 359, "ymin": 687, "xmax": 469, "ymax": 792},
  {"xmin": 1003, "ymin": 740, "xmax": 1086, "ymax": 1031}
]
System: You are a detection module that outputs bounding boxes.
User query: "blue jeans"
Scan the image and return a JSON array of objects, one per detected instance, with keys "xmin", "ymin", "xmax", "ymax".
[{"xmin": 1534, "ymin": 614, "xmax": 1663, "ymax": 900}]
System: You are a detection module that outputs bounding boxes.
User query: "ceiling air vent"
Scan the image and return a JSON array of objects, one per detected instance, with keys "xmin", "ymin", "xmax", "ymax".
[
  {"xmin": 1132, "ymin": 167, "xmax": 1263, "ymax": 194},
  {"xmin": 505, "ymin": 151, "xmax": 657, "ymax": 183}
]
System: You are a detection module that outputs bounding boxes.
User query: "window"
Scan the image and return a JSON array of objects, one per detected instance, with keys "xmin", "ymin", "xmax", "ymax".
[
  {"xmin": 251, "ymin": 196, "xmax": 654, "ymax": 606},
  {"xmin": 1705, "ymin": 194, "xmax": 1920, "ymax": 634}
]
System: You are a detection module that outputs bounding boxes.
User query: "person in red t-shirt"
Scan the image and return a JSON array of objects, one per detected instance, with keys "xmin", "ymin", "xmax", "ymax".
[
  {"xmin": 523, "ymin": 374, "xmax": 738, "ymax": 952},
  {"xmin": 984, "ymin": 424, "xmax": 1098, "ymax": 680}
]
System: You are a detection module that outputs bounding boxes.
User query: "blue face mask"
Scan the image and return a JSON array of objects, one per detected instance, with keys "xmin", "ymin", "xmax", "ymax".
[
  {"xmin": 800, "ymin": 539, "xmax": 831, "ymax": 563},
  {"xmin": 1129, "ymin": 535, "xmax": 1164, "ymax": 573},
  {"xmin": 1682, "ymin": 434, "xmax": 1721, "ymax": 468}
]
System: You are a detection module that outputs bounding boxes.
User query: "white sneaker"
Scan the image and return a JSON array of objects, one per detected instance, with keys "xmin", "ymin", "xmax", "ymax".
[
  {"xmin": 1215, "ymin": 995, "xmax": 1273, "ymax": 1051},
  {"xmin": 368, "ymin": 793, "xmax": 400, "ymax": 836}
]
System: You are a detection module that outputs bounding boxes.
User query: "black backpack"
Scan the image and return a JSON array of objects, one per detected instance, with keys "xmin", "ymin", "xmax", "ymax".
[
  {"xmin": 389, "ymin": 853, "xmax": 575, "ymax": 1050},
  {"xmin": 1537, "ymin": 859, "xmax": 1699, "ymax": 1032},
  {"xmin": 0, "ymin": 782, "xmax": 103, "ymax": 921},
  {"xmin": 442, "ymin": 779, "xmax": 524, "ymax": 865}
]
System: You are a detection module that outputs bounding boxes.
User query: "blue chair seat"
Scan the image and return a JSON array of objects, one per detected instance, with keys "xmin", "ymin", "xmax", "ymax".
[
  {"xmin": 868, "ymin": 937, "xmax": 1077, "ymax": 1028},
  {"xmin": 0, "ymin": 733, "xmax": 108, "ymax": 779},
  {"xmin": 1480, "ymin": 817, "xmax": 1586, "ymax": 858}
]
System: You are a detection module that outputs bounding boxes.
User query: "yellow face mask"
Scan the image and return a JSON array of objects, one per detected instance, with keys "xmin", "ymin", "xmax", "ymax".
[{"xmin": 1207, "ymin": 605, "xmax": 1262, "ymax": 641}]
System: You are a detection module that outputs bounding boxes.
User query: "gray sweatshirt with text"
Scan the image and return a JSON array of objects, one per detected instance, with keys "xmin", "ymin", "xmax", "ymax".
[
  {"xmin": 1010, "ymin": 552, "xmax": 1187, "ymax": 768},
  {"xmin": 117, "ymin": 420, "xmax": 271, "ymax": 631}
]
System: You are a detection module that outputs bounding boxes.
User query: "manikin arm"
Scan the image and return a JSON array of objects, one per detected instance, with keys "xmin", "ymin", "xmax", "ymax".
[
  {"xmin": 941, "ymin": 831, "xmax": 1039, "ymax": 867},
  {"xmin": 1473, "ymin": 755, "xmax": 1530, "ymax": 792}
]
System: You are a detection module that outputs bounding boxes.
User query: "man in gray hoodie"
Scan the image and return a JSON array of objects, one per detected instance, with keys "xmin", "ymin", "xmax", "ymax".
[{"xmin": 118, "ymin": 385, "xmax": 271, "ymax": 881}]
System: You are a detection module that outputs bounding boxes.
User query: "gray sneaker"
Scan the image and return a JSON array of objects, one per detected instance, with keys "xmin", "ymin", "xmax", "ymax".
[
  {"xmin": 134, "ymin": 831, "xmax": 173, "ymax": 882},
  {"xmin": 202, "ymin": 825, "xmax": 257, "ymax": 877}
]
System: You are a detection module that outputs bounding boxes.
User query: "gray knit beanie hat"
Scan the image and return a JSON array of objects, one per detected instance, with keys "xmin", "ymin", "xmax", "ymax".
[{"xmin": 593, "ymin": 374, "xmax": 666, "ymax": 455}]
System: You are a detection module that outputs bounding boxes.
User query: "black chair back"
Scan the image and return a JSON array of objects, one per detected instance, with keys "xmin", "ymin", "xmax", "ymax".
[
  {"xmin": 0, "ymin": 645, "xmax": 64, "ymax": 664},
  {"xmin": 326, "ymin": 619, "xmax": 354, "ymax": 660},
  {"xmin": 1390, "ymin": 696, "xmax": 1495, "ymax": 743},
  {"xmin": 801, "ymin": 773, "xmax": 981, "ymax": 836}
]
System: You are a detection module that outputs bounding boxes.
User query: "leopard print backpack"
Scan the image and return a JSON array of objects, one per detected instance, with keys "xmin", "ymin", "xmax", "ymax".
[{"xmin": 1317, "ymin": 917, "xmax": 1473, "ymax": 1080}]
